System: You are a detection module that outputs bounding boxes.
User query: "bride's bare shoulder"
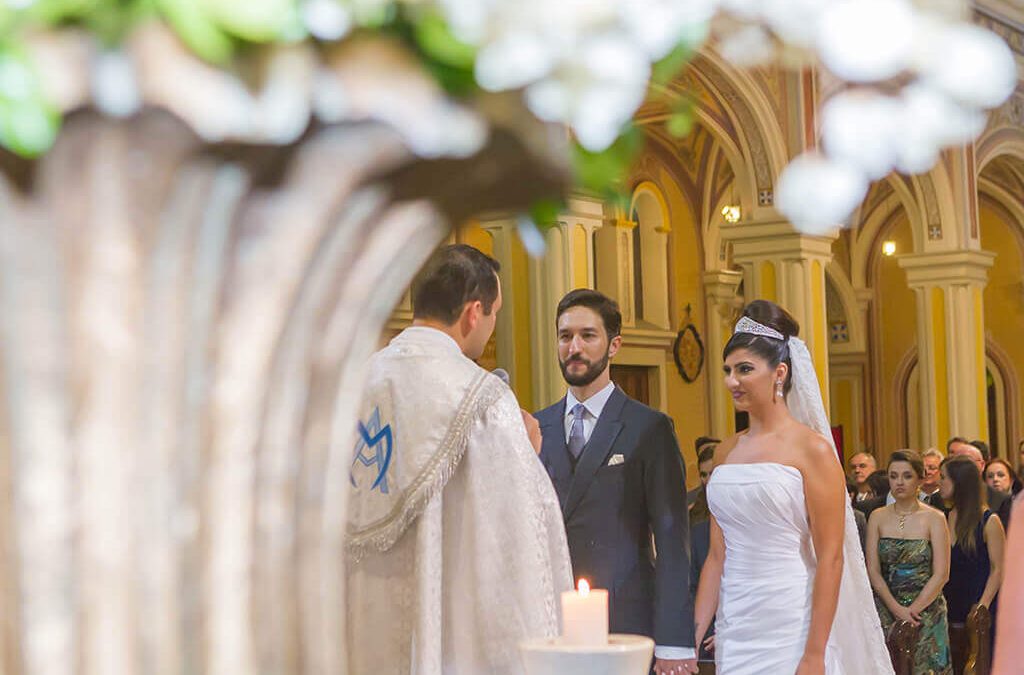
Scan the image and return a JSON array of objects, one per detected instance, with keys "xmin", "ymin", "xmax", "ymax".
[
  {"xmin": 789, "ymin": 424, "xmax": 839, "ymax": 469},
  {"xmin": 712, "ymin": 433, "xmax": 744, "ymax": 466}
]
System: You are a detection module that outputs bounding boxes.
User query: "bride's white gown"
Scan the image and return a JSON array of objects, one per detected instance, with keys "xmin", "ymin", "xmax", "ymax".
[{"xmin": 708, "ymin": 462, "xmax": 893, "ymax": 675}]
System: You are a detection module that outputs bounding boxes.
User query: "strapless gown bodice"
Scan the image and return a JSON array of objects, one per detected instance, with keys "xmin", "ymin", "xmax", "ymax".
[{"xmin": 708, "ymin": 463, "xmax": 844, "ymax": 674}]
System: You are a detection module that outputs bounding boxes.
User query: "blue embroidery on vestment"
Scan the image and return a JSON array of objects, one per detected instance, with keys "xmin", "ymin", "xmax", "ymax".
[{"xmin": 351, "ymin": 407, "xmax": 394, "ymax": 494}]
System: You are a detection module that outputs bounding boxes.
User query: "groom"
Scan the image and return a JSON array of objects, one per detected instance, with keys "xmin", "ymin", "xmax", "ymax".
[{"xmin": 536, "ymin": 289, "xmax": 698, "ymax": 675}]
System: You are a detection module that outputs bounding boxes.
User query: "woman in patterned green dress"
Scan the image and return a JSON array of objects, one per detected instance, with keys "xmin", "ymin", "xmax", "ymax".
[{"xmin": 867, "ymin": 450, "xmax": 952, "ymax": 675}]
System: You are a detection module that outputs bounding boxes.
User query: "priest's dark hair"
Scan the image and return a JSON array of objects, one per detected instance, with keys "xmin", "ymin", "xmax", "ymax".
[
  {"xmin": 411, "ymin": 244, "xmax": 500, "ymax": 325},
  {"xmin": 555, "ymin": 288, "xmax": 622, "ymax": 339},
  {"xmin": 723, "ymin": 300, "xmax": 800, "ymax": 394}
]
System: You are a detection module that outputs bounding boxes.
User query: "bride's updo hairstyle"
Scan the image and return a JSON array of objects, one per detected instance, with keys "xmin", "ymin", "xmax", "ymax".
[{"xmin": 723, "ymin": 300, "xmax": 800, "ymax": 394}]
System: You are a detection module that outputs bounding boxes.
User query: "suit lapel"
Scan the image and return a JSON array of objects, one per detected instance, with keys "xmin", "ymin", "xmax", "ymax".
[
  {"xmin": 563, "ymin": 388, "xmax": 626, "ymax": 519},
  {"xmin": 539, "ymin": 398, "xmax": 572, "ymax": 508}
]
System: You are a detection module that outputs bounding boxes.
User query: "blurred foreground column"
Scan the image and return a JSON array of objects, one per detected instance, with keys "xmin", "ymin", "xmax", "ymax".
[{"xmin": 0, "ymin": 98, "xmax": 564, "ymax": 675}]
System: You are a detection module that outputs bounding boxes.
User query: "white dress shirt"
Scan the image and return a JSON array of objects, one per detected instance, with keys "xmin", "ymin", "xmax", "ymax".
[
  {"xmin": 563, "ymin": 381, "xmax": 696, "ymax": 662},
  {"xmin": 563, "ymin": 381, "xmax": 616, "ymax": 444}
]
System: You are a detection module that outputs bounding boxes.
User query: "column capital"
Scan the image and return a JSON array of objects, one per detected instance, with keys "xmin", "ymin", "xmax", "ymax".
[
  {"xmin": 702, "ymin": 269, "xmax": 744, "ymax": 299},
  {"xmin": 720, "ymin": 219, "xmax": 837, "ymax": 263},
  {"xmin": 703, "ymin": 269, "xmax": 744, "ymax": 319},
  {"xmin": 897, "ymin": 250, "xmax": 995, "ymax": 287},
  {"xmin": 602, "ymin": 217, "xmax": 637, "ymax": 230}
]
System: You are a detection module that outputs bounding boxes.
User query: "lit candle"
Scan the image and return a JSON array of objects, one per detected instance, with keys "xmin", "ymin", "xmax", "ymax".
[{"xmin": 560, "ymin": 579, "xmax": 609, "ymax": 646}]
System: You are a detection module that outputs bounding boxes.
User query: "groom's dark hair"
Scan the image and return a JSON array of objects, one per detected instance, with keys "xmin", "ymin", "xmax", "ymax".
[
  {"xmin": 556, "ymin": 289, "xmax": 622, "ymax": 339},
  {"xmin": 412, "ymin": 244, "xmax": 500, "ymax": 325}
]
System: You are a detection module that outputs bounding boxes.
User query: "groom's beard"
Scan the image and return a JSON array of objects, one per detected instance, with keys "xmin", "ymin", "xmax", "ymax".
[{"xmin": 559, "ymin": 349, "xmax": 610, "ymax": 387}]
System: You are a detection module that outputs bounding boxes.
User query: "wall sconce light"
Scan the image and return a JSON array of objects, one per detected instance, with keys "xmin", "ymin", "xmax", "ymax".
[
  {"xmin": 882, "ymin": 240, "xmax": 896, "ymax": 257},
  {"xmin": 721, "ymin": 205, "xmax": 741, "ymax": 224}
]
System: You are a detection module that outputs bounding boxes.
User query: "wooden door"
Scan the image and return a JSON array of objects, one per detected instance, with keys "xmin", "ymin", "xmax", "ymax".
[{"xmin": 611, "ymin": 364, "xmax": 651, "ymax": 406}]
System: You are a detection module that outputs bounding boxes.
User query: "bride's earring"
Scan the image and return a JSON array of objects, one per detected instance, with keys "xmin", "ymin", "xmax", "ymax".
[{"xmin": 775, "ymin": 380, "xmax": 784, "ymax": 401}]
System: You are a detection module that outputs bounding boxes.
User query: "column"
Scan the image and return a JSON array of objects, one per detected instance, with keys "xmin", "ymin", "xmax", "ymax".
[
  {"xmin": 593, "ymin": 216, "xmax": 638, "ymax": 327},
  {"xmin": 899, "ymin": 250, "xmax": 995, "ymax": 448},
  {"xmin": 527, "ymin": 196, "xmax": 606, "ymax": 408},
  {"xmin": 480, "ymin": 219, "xmax": 519, "ymax": 379},
  {"xmin": 721, "ymin": 219, "xmax": 836, "ymax": 410},
  {"xmin": 703, "ymin": 269, "xmax": 744, "ymax": 438}
]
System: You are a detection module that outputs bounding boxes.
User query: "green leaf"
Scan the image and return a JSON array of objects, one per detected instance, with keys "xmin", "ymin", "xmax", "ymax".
[
  {"xmin": 413, "ymin": 11, "xmax": 475, "ymax": 69},
  {"xmin": 529, "ymin": 198, "xmax": 564, "ymax": 229},
  {"xmin": 666, "ymin": 98, "xmax": 694, "ymax": 138},
  {"xmin": 651, "ymin": 40, "xmax": 694, "ymax": 86},
  {"xmin": 157, "ymin": 0, "xmax": 235, "ymax": 64},
  {"xmin": 205, "ymin": 0, "xmax": 303, "ymax": 43},
  {"xmin": 572, "ymin": 124, "xmax": 645, "ymax": 193},
  {"xmin": 0, "ymin": 99, "xmax": 60, "ymax": 157}
]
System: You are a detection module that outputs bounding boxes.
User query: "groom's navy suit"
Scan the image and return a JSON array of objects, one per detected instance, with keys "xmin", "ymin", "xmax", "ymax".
[{"xmin": 536, "ymin": 387, "xmax": 695, "ymax": 651}]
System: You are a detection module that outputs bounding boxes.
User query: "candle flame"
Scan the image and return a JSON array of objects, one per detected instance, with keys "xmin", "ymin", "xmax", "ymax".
[{"xmin": 577, "ymin": 579, "xmax": 590, "ymax": 596}]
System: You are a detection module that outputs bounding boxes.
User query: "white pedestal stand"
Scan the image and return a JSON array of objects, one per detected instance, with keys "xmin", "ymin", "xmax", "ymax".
[{"xmin": 519, "ymin": 634, "xmax": 655, "ymax": 675}]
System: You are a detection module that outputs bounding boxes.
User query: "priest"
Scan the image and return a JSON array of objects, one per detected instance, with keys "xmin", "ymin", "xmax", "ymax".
[{"xmin": 346, "ymin": 244, "xmax": 572, "ymax": 674}]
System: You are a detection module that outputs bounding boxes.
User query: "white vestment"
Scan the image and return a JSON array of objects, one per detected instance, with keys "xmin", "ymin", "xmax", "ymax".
[{"xmin": 346, "ymin": 327, "xmax": 572, "ymax": 675}]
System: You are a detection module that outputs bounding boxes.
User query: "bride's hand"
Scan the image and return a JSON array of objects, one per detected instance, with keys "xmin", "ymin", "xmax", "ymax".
[{"xmin": 795, "ymin": 653, "xmax": 825, "ymax": 675}]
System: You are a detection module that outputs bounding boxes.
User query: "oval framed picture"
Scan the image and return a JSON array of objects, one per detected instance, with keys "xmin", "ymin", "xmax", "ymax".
[{"xmin": 673, "ymin": 324, "xmax": 705, "ymax": 383}]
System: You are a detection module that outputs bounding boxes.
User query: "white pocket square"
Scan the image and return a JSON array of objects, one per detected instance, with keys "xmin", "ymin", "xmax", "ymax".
[{"xmin": 607, "ymin": 454, "xmax": 625, "ymax": 466}]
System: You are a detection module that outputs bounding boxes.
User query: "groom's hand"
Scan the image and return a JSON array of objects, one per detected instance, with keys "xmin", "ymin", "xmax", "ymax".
[{"xmin": 654, "ymin": 658, "xmax": 699, "ymax": 674}]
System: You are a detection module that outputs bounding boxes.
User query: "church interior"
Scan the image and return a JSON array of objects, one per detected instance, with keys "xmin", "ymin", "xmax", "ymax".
[{"xmin": 386, "ymin": 5, "xmax": 1024, "ymax": 484}]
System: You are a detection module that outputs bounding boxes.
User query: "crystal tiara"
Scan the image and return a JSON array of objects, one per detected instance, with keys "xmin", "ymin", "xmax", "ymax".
[{"xmin": 734, "ymin": 316, "xmax": 785, "ymax": 341}]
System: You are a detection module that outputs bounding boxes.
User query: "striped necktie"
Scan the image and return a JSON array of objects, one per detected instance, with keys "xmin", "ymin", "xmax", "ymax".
[{"xmin": 568, "ymin": 403, "xmax": 586, "ymax": 459}]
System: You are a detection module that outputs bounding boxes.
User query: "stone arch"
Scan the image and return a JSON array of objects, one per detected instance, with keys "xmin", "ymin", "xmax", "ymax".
[
  {"xmin": 850, "ymin": 176, "xmax": 921, "ymax": 289},
  {"xmin": 986, "ymin": 338, "xmax": 1021, "ymax": 460},
  {"xmin": 690, "ymin": 50, "xmax": 789, "ymax": 203},
  {"xmin": 629, "ymin": 180, "xmax": 672, "ymax": 328},
  {"xmin": 639, "ymin": 48, "xmax": 790, "ymax": 266}
]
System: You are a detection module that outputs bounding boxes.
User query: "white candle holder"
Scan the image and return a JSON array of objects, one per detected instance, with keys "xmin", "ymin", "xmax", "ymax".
[{"xmin": 519, "ymin": 634, "xmax": 655, "ymax": 675}]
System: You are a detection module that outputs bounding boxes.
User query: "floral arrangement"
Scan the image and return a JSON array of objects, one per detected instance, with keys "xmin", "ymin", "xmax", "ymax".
[{"xmin": 0, "ymin": 0, "xmax": 1016, "ymax": 232}]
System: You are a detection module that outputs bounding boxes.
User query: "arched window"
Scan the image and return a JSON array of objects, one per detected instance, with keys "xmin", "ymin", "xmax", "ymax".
[{"xmin": 629, "ymin": 183, "xmax": 671, "ymax": 329}]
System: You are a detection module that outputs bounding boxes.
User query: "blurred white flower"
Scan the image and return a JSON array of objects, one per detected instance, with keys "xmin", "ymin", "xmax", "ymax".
[
  {"xmin": 919, "ymin": 22, "xmax": 1017, "ymax": 109},
  {"xmin": 252, "ymin": 46, "xmax": 315, "ymax": 144},
  {"xmin": 777, "ymin": 153, "xmax": 868, "ymax": 234},
  {"xmin": 718, "ymin": 24, "xmax": 775, "ymax": 67},
  {"xmin": 524, "ymin": 33, "xmax": 649, "ymax": 151},
  {"xmin": 718, "ymin": 0, "xmax": 760, "ymax": 21},
  {"xmin": 301, "ymin": 0, "xmax": 351, "ymax": 41},
  {"xmin": 312, "ymin": 68, "xmax": 348, "ymax": 122},
  {"xmin": 761, "ymin": 0, "xmax": 832, "ymax": 49},
  {"xmin": 821, "ymin": 90, "xmax": 901, "ymax": 180},
  {"xmin": 517, "ymin": 215, "xmax": 547, "ymax": 257},
  {"xmin": 475, "ymin": 31, "xmax": 553, "ymax": 91},
  {"xmin": 617, "ymin": 0, "xmax": 716, "ymax": 60},
  {"xmin": 891, "ymin": 83, "xmax": 986, "ymax": 174},
  {"xmin": 817, "ymin": 0, "xmax": 915, "ymax": 82},
  {"xmin": 93, "ymin": 50, "xmax": 141, "ymax": 118}
]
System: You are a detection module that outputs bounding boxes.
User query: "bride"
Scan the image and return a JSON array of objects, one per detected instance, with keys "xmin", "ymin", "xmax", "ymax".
[{"xmin": 694, "ymin": 300, "xmax": 893, "ymax": 675}]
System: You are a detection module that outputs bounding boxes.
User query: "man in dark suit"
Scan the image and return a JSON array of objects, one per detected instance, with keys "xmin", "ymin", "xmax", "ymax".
[{"xmin": 535, "ymin": 289, "xmax": 697, "ymax": 675}]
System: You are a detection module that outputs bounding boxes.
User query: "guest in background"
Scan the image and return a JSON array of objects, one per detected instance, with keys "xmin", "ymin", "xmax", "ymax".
[
  {"xmin": 984, "ymin": 458, "xmax": 1022, "ymax": 498},
  {"xmin": 943, "ymin": 438, "xmax": 1010, "ymax": 527},
  {"xmin": 941, "ymin": 455, "xmax": 1006, "ymax": 674},
  {"xmin": 867, "ymin": 450, "xmax": 951, "ymax": 675},
  {"xmin": 1018, "ymin": 439, "xmax": 1024, "ymax": 473},
  {"xmin": 855, "ymin": 469, "xmax": 890, "ymax": 518},
  {"xmin": 849, "ymin": 452, "xmax": 878, "ymax": 502},
  {"xmin": 921, "ymin": 448, "xmax": 943, "ymax": 499},
  {"xmin": 969, "ymin": 439, "xmax": 991, "ymax": 463},
  {"xmin": 847, "ymin": 482, "xmax": 868, "ymax": 552},
  {"xmin": 687, "ymin": 437, "xmax": 718, "ymax": 513},
  {"xmin": 689, "ymin": 442, "xmax": 717, "ymax": 663}
]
